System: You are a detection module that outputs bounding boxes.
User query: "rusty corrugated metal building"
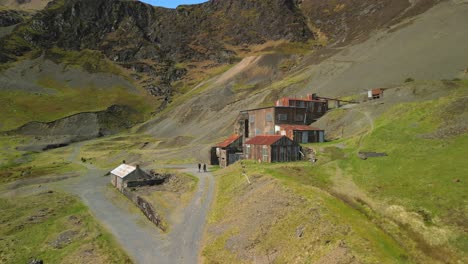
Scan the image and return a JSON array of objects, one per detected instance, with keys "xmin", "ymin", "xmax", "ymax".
[
  {"xmin": 237, "ymin": 105, "xmax": 326, "ymax": 144},
  {"xmin": 277, "ymin": 124, "xmax": 324, "ymax": 144},
  {"xmin": 245, "ymin": 135, "xmax": 301, "ymax": 163},
  {"xmin": 240, "ymin": 106, "xmax": 309, "ymax": 138},
  {"xmin": 275, "ymin": 94, "xmax": 328, "ymax": 121},
  {"xmin": 211, "ymin": 134, "xmax": 243, "ymax": 167},
  {"xmin": 368, "ymin": 88, "xmax": 384, "ymax": 99}
]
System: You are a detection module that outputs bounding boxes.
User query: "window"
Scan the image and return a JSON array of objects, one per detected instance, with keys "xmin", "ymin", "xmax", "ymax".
[
  {"xmin": 249, "ymin": 115, "xmax": 255, "ymax": 122},
  {"xmin": 245, "ymin": 145, "xmax": 250, "ymax": 158},
  {"xmin": 255, "ymin": 128, "xmax": 261, "ymax": 136},
  {"xmin": 277, "ymin": 114, "xmax": 288, "ymax": 121},
  {"xmin": 266, "ymin": 113, "xmax": 273, "ymax": 122},
  {"xmin": 262, "ymin": 146, "xmax": 269, "ymax": 162},
  {"xmin": 295, "ymin": 114, "xmax": 304, "ymax": 122}
]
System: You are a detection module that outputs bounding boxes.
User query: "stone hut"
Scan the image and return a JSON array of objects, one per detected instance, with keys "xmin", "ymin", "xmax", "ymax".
[{"xmin": 110, "ymin": 163, "xmax": 153, "ymax": 192}]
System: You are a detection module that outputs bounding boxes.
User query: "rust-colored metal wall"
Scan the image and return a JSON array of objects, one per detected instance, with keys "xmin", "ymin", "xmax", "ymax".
[
  {"xmin": 245, "ymin": 137, "xmax": 300, "ymax": 163},
  {"xmin": 248, "ymin": 107, "xmax": 276, "ymax": 138}
]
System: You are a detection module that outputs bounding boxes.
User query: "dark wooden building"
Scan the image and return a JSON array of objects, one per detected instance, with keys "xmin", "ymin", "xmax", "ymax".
[
  {"xmin": 278, "ymin": 124, "xmax": 325, "ymax": 143},
  {"xmin": 275, "ymin": 94, "xmax": 328, "ymax": 121},
  {"xmin": 239, "ymin": 106, "xmax": 310, "ymax": 139},
  {"xmin": 212, "ymin": 134, "xmax": 243, "ymax": 167},
  {"xmin": 244, "ymin": 135, "xmax": 301, "ymax": 163}
]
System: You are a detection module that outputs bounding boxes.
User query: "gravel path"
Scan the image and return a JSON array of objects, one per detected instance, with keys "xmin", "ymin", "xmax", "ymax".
[{"xmin": 3, "ymin": 143, "xmax": 215, "ymax": 264}]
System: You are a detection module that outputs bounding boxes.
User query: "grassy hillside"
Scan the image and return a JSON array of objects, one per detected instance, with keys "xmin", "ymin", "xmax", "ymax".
[
  {"xmin": 0, "ymin": 49, "xmax": 158, "ymax": 131},
  {"xmin": 203, "ymin": 162, "xmax": 410, "ymax": 263},
  {"xmin": 202, "ymin": 81, "xmax": 468, "ymax": 263},
  {"xmin": 0, "ymin": 135, "xmax": 84, "ymax": 184},
  {"xmin": 0, "ymin": 191, "xmax": 132, "ymax": 263}
]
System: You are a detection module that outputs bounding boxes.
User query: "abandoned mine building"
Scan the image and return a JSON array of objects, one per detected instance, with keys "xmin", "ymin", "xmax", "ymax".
[
  {"xmin": 236, "ymin": 96, "xmax": 327, "ymax": 144},
  {"xmin": 275, "ymin": 94, "xmax": 328, "ymax": 121},
  {"xmin": 245, "ymin": 135, "xmax": 301, "ymax": 163},
  {"xmin": 368, "ymin": 88, "xmax": 384, "ymax": 99},
  {"xmin": 110, "ymin": 163, "xmax": 164, "ymax": 192},
  {"xmin": 211, "ymin": 134, "xmax": 243, "ymax": 168},
  {"xmin": 212, "ymin": 94, "xmax": 328, "ymax": 165},
  {"xmin": 277, "ymin": 124, "xmax": 324, "ymax": 144}
]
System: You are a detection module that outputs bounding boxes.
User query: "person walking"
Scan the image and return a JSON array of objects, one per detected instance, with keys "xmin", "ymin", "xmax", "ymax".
[
  {"xmin": 203, "ymin": 163, "xmax": 207, "ymax": 173},
  {"xmin": 198, "ymin": 163, "xmax": 201, "ymax": 172}
]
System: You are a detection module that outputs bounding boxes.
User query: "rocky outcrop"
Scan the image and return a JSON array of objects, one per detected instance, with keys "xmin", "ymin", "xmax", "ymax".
[
  {"xmin": 1, "ymin": 0, "xmax": 313, "ymax": 62},
  {"xmin": 0, "ymin": 0, "xmax": 314, "ymax": 99},
  {"xmin": 0, "ymin": 0, "xmax": 442, "ymax": 102},
  {"xmin": 0, "ymin": 9, "xmax": 28, "ymax": 27},
  {"xmin": 0, "ymin": 0, "xmax": 53, "ymax": 11},
  {"xmin": 9, "ymin": 105, "xmax": 143, "ymax": 150}
]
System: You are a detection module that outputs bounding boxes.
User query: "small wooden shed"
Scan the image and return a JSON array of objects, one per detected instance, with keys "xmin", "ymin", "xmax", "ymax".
[
  {"xmin": 213, "ymin": 134, "xmax": 243, "ymax": 167},
  {"xmin": 245, "ymin": 135, "xmax": 301, "ymax": 163},
  {"xmin": 110, "ymin": 164, "xmax": 152, "ymax": 192},
  {"xmin": 368, "ymin": 88, "xmax": 384, "ymax": 99},
  {"xmin": 278, "ymin": 124, "xmax": 325, "ymax": 144}
]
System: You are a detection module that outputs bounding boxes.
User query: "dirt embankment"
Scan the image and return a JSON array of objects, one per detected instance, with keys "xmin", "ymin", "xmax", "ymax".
[{"xmin": 9, "ymin": 105, "xmax": 142, "ymax": 151}]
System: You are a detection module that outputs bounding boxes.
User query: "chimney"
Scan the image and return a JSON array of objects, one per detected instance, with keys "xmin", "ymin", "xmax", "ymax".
[{"xmin": 122, "ymin": 160, "xmax": 126, "ymax": 164}]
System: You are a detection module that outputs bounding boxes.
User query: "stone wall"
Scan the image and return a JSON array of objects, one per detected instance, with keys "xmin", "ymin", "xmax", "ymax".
[
  {"xmin": 122, "ymin": 188, "xmax": 166, "ymax": 231},
  {"xmin": 126, "ymin": 179, "xmax": 165, "ymax": 188}
]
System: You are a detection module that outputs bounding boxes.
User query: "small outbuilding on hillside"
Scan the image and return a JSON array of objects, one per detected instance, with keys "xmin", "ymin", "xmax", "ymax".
[
  {"xmin": 277, "ymin": 124, "xmax": 325, "ymax": 144},
  {"xmin": 110, "ymin": 163, "xmax": 159, "ymax": 192},
  {"xmin": 211, "ymin": 134, "xmax": 243, "ymax": 167},
  {"xmin": 244, "ymin": 135, "xmax": 301, "ymax": 163}
]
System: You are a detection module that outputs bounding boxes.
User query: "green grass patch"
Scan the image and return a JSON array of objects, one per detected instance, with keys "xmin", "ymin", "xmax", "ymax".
[
  {"xmin": 0, "ymin": 83, "xmax": 155, "ymax": 131},
  {"xmin": 45, "ymin": 47, "xmax": 123, "ymax": 75},
  {"xmin": 0, "ymin": 191, "xmax": 132, "ymax": 263},
  {"xmin": 0, "ymin": 136, "xmax": 84, "ymax": 184},
  {"xmin": 204, "ymin": 162, "xmax": 409, "ymax": 263},
  {"xmin": 347, "ymin": 96, "xmax": 467, "ymax": 219}
]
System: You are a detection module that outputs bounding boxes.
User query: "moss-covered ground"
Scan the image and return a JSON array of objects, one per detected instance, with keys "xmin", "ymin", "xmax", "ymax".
[
  {"xmin": 203, "ymin": 84, "xmax": 468, "ymax": 263},
  {"xmin": 0, "ymin": 191, "xmax": 132, "ymax": 264}
]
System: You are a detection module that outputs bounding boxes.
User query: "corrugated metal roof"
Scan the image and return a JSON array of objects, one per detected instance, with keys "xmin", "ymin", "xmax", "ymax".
[
  {"xmin": 280, "ymin": 97, "xmax": 326, "ymax": 103},
  {"xmin": 217, "ymin": 134, "xmax": 241, "ymax": 148},
  {"xmin": 279, "ymin": 124, "xmax": 323, "ymax": 131},
  {"xmin": 245, "ymin": 135, "xmax": 285, "ymax": 145},
  {"xmin": 372, "ymin": 88, "xmax": 384, "ymax": 95},
  {"xmin": 240, "ymin": 106, "xmax": 306, "ymax": 113},
  {"xmin": 111, "ymin": 164, "xmax": 136, "ymax": 178}
]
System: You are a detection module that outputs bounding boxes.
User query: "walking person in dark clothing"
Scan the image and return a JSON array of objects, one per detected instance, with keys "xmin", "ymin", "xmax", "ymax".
[
  {"xmin": 198, "ymin": 163, "xmax": 201, "ymax": 172},
  {"xmin": 203, "ymin": 163, "xmax": 207, "ymax": 173}
]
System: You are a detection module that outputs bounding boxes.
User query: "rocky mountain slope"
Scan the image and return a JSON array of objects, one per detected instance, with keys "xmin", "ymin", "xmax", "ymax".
[
  {"xmin": 0, "ymin": 0, "xmax": 443, "ymax": 113},
  {"xmin": 0, "ymin": 0, "xmax": 52, "ymax": 11}
]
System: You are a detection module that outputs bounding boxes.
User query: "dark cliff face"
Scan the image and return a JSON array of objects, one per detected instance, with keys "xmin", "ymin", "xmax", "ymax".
[
  {"xmin": 0, "ymin": 9, "xmax": 29, "ymax": 27},
  {"xmin": 0, "ymin": 0, "xmax": 314, "ymax": 101},
  {"xmin": 2, "ymin": 0, "xmax": 313, "ymax": 63},
  {"xmin": 0, "ymin": 0, "xmax": 439, "ymax": 105}
]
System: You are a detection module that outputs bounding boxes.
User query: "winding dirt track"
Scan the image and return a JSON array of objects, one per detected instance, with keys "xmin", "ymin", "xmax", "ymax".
[{"xmin": 3, "ymin": 143, "xmax": 215, "ymax": 264}]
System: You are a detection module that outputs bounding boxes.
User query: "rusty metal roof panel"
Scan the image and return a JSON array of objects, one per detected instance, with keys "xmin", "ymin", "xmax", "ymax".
[
  {"xmin": 372, "ymin": 88, "xmax": 384, "ymax": 95},
  {"xmin": 245, "ymin": 135, "xmax": 285, "ymax": 145},
  {"xmin": 280, "ymin": 97, "xmax": 327, "ymax": 103},
  {"xmin": 111, "ymin": 164, "xmax": 136, "ymax": 178},
  {"xmin": 279, "ymin": 124, "xmax": 323, "ymax": 131},
  {"xmin": 217, "ymin": 134, "xmax": 241, "ymax": 148}
]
